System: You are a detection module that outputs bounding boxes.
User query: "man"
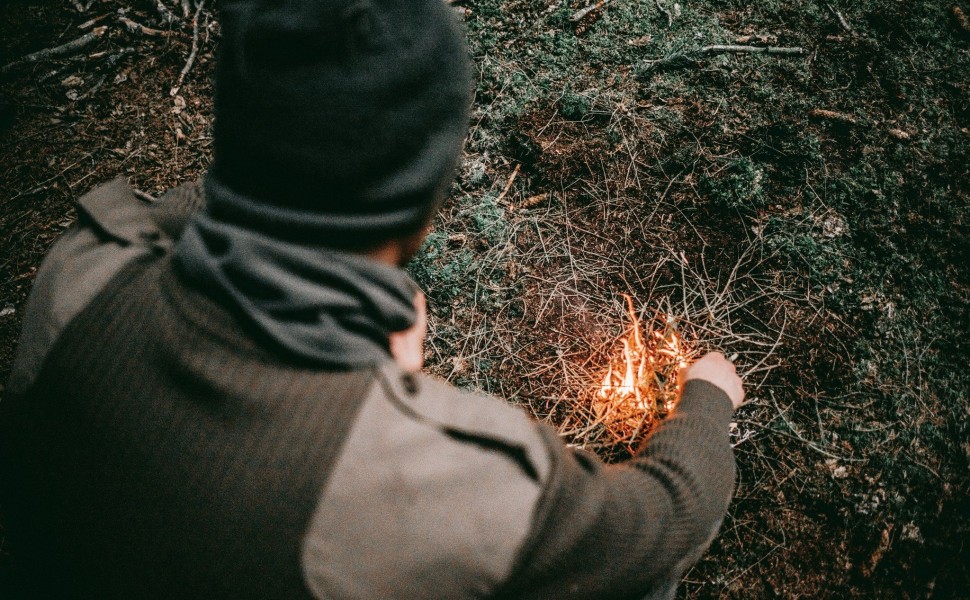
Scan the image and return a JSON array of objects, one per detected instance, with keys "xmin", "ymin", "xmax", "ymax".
[{"xmin": 0, "ymin": 0, "xmax": 743, "ymax": 598}]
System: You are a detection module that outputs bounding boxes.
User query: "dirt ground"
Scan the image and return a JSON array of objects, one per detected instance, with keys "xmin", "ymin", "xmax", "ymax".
[{"xmin": 1, "ymin": 1, "xmax": 968, "ymax": 598}]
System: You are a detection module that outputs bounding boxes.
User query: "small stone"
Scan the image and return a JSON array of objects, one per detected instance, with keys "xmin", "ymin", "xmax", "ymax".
[{"xmin": 0, "ymin": 306, "xmax": 15, "ymax": 318}]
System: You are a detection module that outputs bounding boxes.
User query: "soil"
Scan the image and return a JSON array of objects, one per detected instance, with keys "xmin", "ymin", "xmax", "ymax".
[{"xmin": 1, "ymin": 0, "xmax": 968, "ymax": 598}]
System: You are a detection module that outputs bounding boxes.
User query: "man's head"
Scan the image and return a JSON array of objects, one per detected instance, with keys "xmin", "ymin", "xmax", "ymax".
[{"xmin": 207, "ymin": 0, "xmax": 473, "ymax": 255}]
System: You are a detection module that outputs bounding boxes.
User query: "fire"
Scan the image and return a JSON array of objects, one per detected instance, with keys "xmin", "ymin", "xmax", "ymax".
[{"xmin": 592, "ymin": 295, "xmax": 694, "ymax": 446}]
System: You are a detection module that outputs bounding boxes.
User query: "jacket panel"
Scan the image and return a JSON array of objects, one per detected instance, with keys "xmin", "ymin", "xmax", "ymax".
[
  {"xmin": 1, "ymin": 254, "xmax": 376, "ymax": 600},
  {"xmin": 6, "ymin": 178, "xmax": 168, "ymax": 395},
  {"xmin": 302, "ymin": 361, "xmax": 550, "ymax": 599}
]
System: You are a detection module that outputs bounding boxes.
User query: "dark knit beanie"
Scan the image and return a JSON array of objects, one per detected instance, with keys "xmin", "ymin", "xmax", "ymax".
[{"xmin": 209, "ymin": 0, "xmax": 472, "ymax": 245}]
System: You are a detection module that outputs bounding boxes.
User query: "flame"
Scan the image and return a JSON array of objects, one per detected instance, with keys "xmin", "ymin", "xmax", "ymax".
[{"xmin": 592, "ymin": 295, "xmax": 694, "ymax": 445}]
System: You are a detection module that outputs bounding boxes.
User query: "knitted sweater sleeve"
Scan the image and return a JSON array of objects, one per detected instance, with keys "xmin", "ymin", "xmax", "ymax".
[
  {"xmin": 493, "ymin": 379, "xmax": 736, "ymax": 600},
  {"xmin": 149, "ymin": 178, "xmax": 207, "ymax": 240}
]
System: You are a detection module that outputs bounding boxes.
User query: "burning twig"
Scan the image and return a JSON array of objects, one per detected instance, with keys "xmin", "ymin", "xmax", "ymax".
[
  {"xmin": 585, "ymin": 295, "xmax": 697, "ymax": 451},
  {"xmin": 0, "ymin": 26, "xmax": 107, "ymax": 77}
]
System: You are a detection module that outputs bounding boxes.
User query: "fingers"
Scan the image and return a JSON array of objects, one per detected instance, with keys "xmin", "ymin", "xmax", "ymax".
[
  {"xmin": 683, "ymin": 351, "xmax": 745, "ymax": 409},
  {"xmin": 388, "ymin": 290, "xmax": 428, "ymax": 373}
]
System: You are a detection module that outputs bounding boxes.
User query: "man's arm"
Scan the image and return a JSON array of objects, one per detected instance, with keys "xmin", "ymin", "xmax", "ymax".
[{"xmin": 493, "ymin": 355, "xmax": 741, "ymax": 600}]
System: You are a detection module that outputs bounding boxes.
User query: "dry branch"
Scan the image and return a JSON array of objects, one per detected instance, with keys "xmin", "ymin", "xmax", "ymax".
[
  {"xmin": 118, "ymin": 15, "xmax": 175, "ymax": 37},
  {"xmin": 570, "ymin": 0, "xmax": 614, "ymax": 23},
  {"xmin": 827, "ymin": 3, "xmax": 853, "ymax": 33},
  {"xmin": 170, "ymin": 1, "xmax": 204, "ymax": 96},
  {"xmin": 154, "ymin": 0, "xmax": 179, "ymax": 24},
  {"xmin": 495, "ymin": 164, "xmax": 521, "ymax": 204},
  {"xmin": 638, "ymin": 44, "xmax": 807, "ymax": 76},
  {"xmin": 735, "ymin": 34, "xmax": 778, "ymax": 45},
  {"xmin": 655, "ymin": 0, "xmax": 673, "ymax": 27},
  {"xmin": 79, "ymin": 14, "xmax": 110, "ymax": 29},
  {"xmin": 954, "ymin": 5, "xmax": 970, "ymax": 33},
  {"xmin": 809, "ymin": 108, "xmax": 857, "ymax": 125},
  {"xmin": 0, "ymin": 26, "xmax": 107, "ymax": 76},
  {"xmin": 181, "ymin": 0, "xmax": 192, "ymax": 19}
]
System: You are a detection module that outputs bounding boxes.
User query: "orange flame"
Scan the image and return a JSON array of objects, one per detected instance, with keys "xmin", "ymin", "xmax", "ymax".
[{"xmin": 593, "ymin": 295, "xmax": 693, "ymax": 441}]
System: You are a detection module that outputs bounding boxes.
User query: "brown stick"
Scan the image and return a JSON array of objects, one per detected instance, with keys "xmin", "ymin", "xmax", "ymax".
[
  {"xmin": 118, "ymin": 15, "xmax": 175, "ymax": 37},
  {"xmin": 826, "ymin": 3, "xmax": 853, "ymax": 33},
  {"xmin": 79, "ymin": 14, "xmax": 110, "ymax": 29},
  {"xmin": 170, "ymin": 1, "xmax": 204, "ymax": 96},
  {"xmin": 638, "ymin": 44, "xmax": 807, "ymax": 75},
  {"xmin": 655, "ymin": 0, "xmax": 673, "ymax": 27},
  {"xmin": 809, "ymin": 108, "xmax": 857, "ymax": 125},
  {"xmin": 570, "ymin": 0, "xmax": 613, "ymax": 23},
  {"xmin": 0, "ymin": 26, "xmax": 107, "ymax": 76},
  {"xmin": 154, "ymin": 0, "xmax": 179, "ymax": 24},
  {"xmin": 954, "ymin": 5, "xmax": 970, "ymax": 33},
  {"xmin": 495, "ymin": 164, "xmax": 521, "ymax": 205}
]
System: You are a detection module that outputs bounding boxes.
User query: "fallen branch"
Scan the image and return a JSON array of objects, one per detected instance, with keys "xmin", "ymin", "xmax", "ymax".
[
  {"xmin": 170, "ymin": 1, "xmax": 204, "ymax": 96},
  {"xmin": 495, "ymin": 163, "xmax": 521, "ymax": 205},
  {"xmin": 74, "ymin": 74, "xmax": 107, "ymax": 102},
  {"xmin": 154, "ymin": 0, "xmax": 179, "ymax": 24},
  {"xmin": 0, "ymin": 26, "xmax": 107, "ymax": 76},
  {"xmin": 570, "ymin": 0, "xmax": 614, "ymax": 23},
  {"xmin": 827, "ymin": 3, "xmax": 853, "ymax": 33},
  {"xmin": 735, "ymin": 33, "xmax": 778, "ymax": 45},
  {"xmin": 888, "ymin": 128, "xmax": 911, "ymax": 141},
  {"xmin": 181, "ymin": 0, "xmax": 192, "ymax": 19},
  {"xmin": 809, "ymin": 108, "xmax": 857, "ymax": 125},
  {"xmin": 70, "ymin": 0, "xmax": 86, "ymax": 12},
  {"xmin": 637, "ymin": 44, "xmax": 807, "ymax": 76},
  {"xmin": 79, "ymin": 14, "xmax": 111, "ymax": 29},
  {"xmin": 118, "ymin": 15, "xmax": 175, "ymax": 37},
  {"xmin": 954, "ymin": 5, "xmax": 970, "ymax": 34},
  {"xmin": 655, "ymin": 0, "xmax": 673, "ymax": 28}
]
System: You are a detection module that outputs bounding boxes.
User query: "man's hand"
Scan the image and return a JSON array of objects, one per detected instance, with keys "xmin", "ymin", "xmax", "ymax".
[
  {"xmin": 682, "ymin": 352, "xmax": 744, "ymax": 410},
  {"xmin": 389, "ymin": 290, "xmax": 427, "ymax": 373}
]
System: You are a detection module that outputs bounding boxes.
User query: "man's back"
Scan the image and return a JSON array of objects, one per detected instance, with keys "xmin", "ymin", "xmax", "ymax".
[
  {"xmin": 1, "ymin": 248, "xmax": 374, "ymax": 598},
  {"xmin": 2, "ymin": 0, "xmax": 742, "ymax": 594},
  {"xmin": 1, "ymin": 181, "xmax": 739, "ymax": 599}
]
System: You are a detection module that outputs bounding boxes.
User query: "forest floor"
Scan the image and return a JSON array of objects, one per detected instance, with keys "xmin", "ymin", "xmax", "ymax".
[{"xmin": 2, "ymin": 0, "xmax": 968, "ymax": 597}]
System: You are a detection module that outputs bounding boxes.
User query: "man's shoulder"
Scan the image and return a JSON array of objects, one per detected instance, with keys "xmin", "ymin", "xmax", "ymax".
[
  {"xmin": 6, "ymin": 178, "xmax": 171, "ymax": 396},
  {"xmin": 301, "ymin": 361, "xmax": 554, "ymax": 599}
]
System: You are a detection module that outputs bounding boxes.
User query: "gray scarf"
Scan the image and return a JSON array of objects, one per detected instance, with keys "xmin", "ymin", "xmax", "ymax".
[{"xmin": 173, "ymin": 178, "xmax": 418, "ymax": 368}]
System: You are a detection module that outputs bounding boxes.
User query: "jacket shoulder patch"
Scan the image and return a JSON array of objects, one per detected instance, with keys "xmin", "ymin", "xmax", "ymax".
[
  {"xmin": 6, "ymin": 179, "xmax": 168, "ymax": 395},
  {"xmin": 301, "ymin": 365, "xmax": 549, "ymax": 599}
]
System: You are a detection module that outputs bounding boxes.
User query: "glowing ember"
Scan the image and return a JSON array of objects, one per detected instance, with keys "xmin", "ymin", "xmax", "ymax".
[{"xmin": 592, "ymin": 295, "xmax": 695, "ymax": 446}]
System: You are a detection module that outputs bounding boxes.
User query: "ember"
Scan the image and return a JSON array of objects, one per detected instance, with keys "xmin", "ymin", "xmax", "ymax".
[{"xmin": 592, "ymin": 295, "xmax": 696, "ymax": 448}]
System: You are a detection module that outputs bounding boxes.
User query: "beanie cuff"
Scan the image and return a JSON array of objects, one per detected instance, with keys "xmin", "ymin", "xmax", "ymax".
[{"xmin": 203, "ymin": 174, "xmax": 437, "ymax": 248}]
